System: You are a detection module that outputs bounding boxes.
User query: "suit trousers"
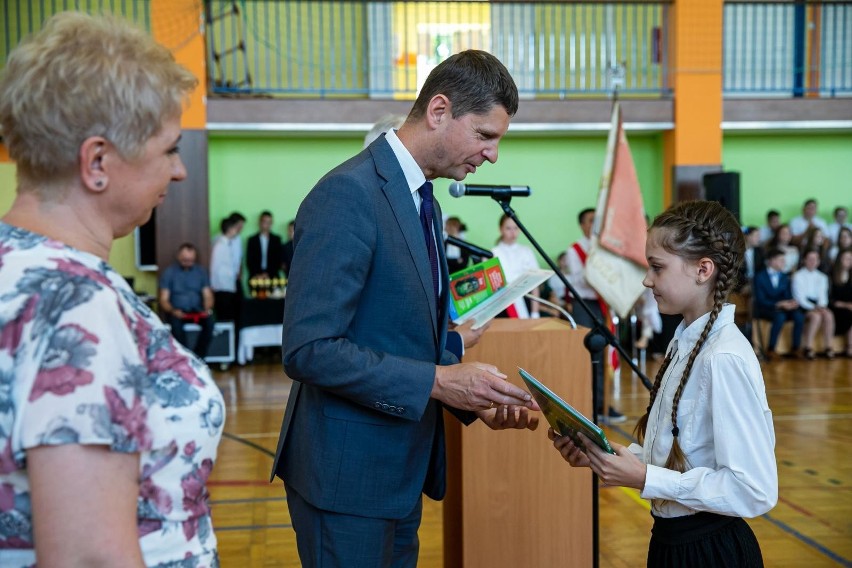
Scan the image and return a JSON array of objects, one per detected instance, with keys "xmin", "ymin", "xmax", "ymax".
[{"xmin": 285, "ymin": 482, "xmax": 422, "ymax": 568}]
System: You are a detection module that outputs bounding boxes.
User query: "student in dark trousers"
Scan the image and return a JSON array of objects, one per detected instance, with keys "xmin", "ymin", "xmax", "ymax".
[{"xmin": 754, "ymin": 248, "xmax": 805, "ymax": 359}]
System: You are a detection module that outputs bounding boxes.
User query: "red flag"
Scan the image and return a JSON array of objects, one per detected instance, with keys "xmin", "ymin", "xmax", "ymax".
[{"xmin": 586, "ymin": 102, "xmax": 648, "ymax": 319}]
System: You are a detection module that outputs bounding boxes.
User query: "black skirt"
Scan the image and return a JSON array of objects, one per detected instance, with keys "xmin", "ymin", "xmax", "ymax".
[{"xmin": 647, "ymin": 512, "xmax": 763, "ymax": 568}]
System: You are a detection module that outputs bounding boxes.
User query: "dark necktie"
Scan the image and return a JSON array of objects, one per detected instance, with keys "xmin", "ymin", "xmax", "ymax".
[{"xmin": 419, "ymin": 181, "xmax": 439, "ymax": 305}]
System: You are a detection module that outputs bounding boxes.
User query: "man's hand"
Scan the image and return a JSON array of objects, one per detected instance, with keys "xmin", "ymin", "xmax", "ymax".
[
  {"xmin": 173, "ymin": 309, "xmax": 186, "ymax": 319},
  {"xmin": 476, "ymin": 405, "xmax": 539, "ymax": 431},
  {"xmin": 450, "ymin": 320, "xmax": 490, "ymax": 349},
  {"xmin": 432, "ymin": 362, "xmax": 537, "ymax": 411}
]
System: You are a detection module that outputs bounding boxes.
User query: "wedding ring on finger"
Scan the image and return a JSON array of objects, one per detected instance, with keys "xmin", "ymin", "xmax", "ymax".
[{"xmin": 489, "ymin": 400, "xmax": 495, "ymax": 409}]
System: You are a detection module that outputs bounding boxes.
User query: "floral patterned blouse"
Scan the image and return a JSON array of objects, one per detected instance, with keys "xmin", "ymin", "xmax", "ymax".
[{"xmin": 0, "ymin": 222, "xmax": 225, "ymax": 568}]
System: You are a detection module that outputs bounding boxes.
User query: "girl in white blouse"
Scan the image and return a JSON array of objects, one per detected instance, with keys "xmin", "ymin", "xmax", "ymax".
[
  {"xmin": 491, "ymin": 214, "xmax": 540, "ymax": 318},
  {"xmin": 550, "ymin": 201, "xmax": 777, "ymax": 567},
  {"xmin": 792, "ymin": 249, "xmax": 835, "ymax": 359}
]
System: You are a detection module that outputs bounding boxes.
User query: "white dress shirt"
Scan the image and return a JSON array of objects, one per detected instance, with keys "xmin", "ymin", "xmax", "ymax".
[
  {"xmin": 744, "ymin": 248, "xmax": 755, "ymax": 280},
  {"xmin": 211, "ymin": 234, "xmax": 238, "ymax": 292},
  {"xmin": 229, "ymin": 234, "xmax": 242, "ymax": 278},
  {"xmin": 491, "ymin": 241, "xmax": 539, "ymax": 318},
  {"xmin": 628, "ymin": 304, "xmax": 778, "ymax": 519},
  {"xmin": 259, "ymin": 233, "xmax": 269, "ymax": 271},
  {"xmin": 792, "ymin": 267, "xmax": 830, "ymax": 310},
  {"xmin": 565, "ymin": 237, "xmax": 599, "ymax": 300},
  {"xmin": 384, "ymin": 129, "xmax": 441, "ymax": 296},
  {"xmin": 826, "ymin": 221, "xmax": 851, "ymax": 245},
  {"xmin": 789, "ymin": 215, "xmax": 828, "ymax": 237}
]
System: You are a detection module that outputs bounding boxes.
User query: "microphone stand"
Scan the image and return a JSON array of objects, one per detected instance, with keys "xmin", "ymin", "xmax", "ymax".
[
  {"xmin": 445, "ymin": 235, "xmax": 494, "ymax": 259},
  {"xmin": 490, "ymin": 194, "xmax": 653, "ymax": 568}
]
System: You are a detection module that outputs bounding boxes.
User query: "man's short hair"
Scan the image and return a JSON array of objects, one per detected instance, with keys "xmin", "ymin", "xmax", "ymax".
[
  {"xmin": 765, "ymin": 248, "xmax": 785, "ymax": 260},
  {"xmin": 408, "ymin": 50, "xmax": 518, "ymax": 121},
  {"xmin": 578, "ymin": 208, "xmax": 595, "ymax": 225},
  {"xmin": 260, "ymin": 210, "xmax": 273, "ymax": 218},
  {"xmin": 767, "ymin": 210, "xmax": 780, "ymax": 220}
]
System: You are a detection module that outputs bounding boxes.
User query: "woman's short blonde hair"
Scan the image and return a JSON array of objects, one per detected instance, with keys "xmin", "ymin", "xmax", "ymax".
[{"xmin": 0, "ymin": 11, "xmax": 198, "ymax": 190}]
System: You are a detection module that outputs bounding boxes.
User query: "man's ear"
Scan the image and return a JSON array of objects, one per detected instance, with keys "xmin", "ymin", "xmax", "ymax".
[
  {"xmin": 79, "ymin": 136, "xmax": 109, "ymax": 193},
  {"xmin": 425, "ymin": 94, "xmax": 451, "ymax": 129}
]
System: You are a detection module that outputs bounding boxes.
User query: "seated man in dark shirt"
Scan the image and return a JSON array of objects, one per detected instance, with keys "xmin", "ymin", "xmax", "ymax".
[{"xmin": 159, "ymin": 243, "xmax": 215, "ymax": 358}]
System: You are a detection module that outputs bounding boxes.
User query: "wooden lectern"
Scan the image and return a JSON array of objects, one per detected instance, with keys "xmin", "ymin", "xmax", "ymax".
[{"xmin": 443, "ymin": 318, "xmax": 593, "ymax": 567}]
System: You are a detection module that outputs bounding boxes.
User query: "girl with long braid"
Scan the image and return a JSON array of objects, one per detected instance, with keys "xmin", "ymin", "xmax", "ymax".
[{"xmin": 550, "ymin": 201, "xmax": 778, "ymax": 567}]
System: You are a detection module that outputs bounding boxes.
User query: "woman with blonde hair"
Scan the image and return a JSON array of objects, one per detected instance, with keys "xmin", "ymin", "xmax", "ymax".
[{"xmin": 0, "ymin": 12, "xmax": 223, "ymax": 567}]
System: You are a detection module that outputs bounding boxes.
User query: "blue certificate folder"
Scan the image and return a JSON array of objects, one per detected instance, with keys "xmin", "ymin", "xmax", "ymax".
[{"xmin": 518, "ymin": 367, "xmax": 615, "ymax": 454}]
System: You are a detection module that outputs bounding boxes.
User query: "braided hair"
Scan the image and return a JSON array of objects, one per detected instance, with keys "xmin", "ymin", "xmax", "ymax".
[{"xmin": 633, "ymin": 201, "xmax": 745, "ymax": 472}]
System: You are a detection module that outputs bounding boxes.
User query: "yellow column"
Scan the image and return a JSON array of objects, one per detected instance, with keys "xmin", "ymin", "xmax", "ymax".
[
  {"xmin": 662, "ymin": 0, "xmax": 724, "ymax": 206},
  {"xmin": 149, "ymin": 0, "xmax": 207, "ymax": 128}
]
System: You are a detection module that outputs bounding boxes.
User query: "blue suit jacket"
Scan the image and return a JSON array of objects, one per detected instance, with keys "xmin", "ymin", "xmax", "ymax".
[
  {"xmin": 754, "ymin": 269, "xmax": 793, "ymax": 318},
  {"xmin": 270, "ymin": 135, "xmax": 474, "ymax": 519}
]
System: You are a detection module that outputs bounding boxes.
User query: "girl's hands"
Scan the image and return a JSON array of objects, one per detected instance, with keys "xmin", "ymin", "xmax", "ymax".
[{"xmin": 548, "ymin": 428, "xmax": 590, "ymax": 468}]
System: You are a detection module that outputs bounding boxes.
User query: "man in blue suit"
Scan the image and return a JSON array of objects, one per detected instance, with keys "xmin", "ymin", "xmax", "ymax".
[
  {"xmin": 271, "ymin": 50, "xmax": 540, "ymax": 568},
  {"xmin": 754, "ymin": 248, "xmax": 804, "ymax": 358}
]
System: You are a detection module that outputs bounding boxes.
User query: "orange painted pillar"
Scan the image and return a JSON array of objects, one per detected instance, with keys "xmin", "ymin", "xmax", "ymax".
[
  {"xmin": 149, "ymin": 0, "xmax": 207, "ymax": 128},
  {"xmin": 662, "ymin": 0, "xmax": 724, "ymax": 206},
  {"xmin": 147, "ymin": 1, "xmax": 211, "ymax": 269}
]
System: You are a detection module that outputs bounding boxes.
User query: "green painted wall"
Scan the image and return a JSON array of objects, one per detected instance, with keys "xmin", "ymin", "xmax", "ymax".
[
  {"xmin": 3, "ymin": 130, "xmax": 848, "ymax": 292},
  {"xmin": 208, "ymin": 132, "xmax": 665, "ymax": 265},
  {"xmin": 722, "ymin": 133, "xmax": 852, "ymax": 228},
  {"xmin": 0, "ymin": 164, "xmax": 15, "ymax": 216}
]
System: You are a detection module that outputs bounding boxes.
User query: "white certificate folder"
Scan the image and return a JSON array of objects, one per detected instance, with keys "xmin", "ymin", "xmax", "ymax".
[{"xmin": 453, "ymin": 269, "xmax": 552, "ymax": 329}]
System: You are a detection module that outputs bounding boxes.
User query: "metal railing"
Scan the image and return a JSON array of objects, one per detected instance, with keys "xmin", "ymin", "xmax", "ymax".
[
  {"xmin": 205, "ymin": 1, "xmax": 671, "ymax": 98},
  {"xmin": 723, "ymin": 2, "xmax": 852, "ymax": 97},
  {"xmin": 3, "ymin": 1, "xmax": 849, "ymax": 99},
  {"xmin": 1, "ymin": 0, "xmax": 151, "ymax": 66}
]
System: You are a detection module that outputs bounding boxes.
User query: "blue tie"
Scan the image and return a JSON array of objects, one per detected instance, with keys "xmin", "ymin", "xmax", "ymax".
[{"xmin": 419, "ymin": 181, "xmax": 439, "ymax": 305}]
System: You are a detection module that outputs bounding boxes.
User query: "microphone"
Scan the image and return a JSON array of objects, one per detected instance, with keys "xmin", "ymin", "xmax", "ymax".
[
  {"xmin": 444, "ymin": 234, "xmax": 493, "ymax": 259},
  {"xmin": 448, "ymin": 182, "xmax": 531, "ymax": 198}
]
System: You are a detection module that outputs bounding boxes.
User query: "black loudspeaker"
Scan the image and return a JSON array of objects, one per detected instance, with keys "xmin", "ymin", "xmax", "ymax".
[{"xmin": 703, "ymin": 172, "xmax": 741, "ymax": 222}]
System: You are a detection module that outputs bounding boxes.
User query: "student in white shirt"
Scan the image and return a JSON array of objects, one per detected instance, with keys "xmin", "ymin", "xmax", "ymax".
[
  {"xmin": 550, "ymin": 200, "xmax": 777, "ymax": 567},
  {"xmin": 758, "ymin": 209, "xmax": 780, "ymax": 245},
  {"xmin": 491, "ymin": 213, "xmax": 540, "ymax": 318},
  {"xmin": 826, "ymin": 206, "xmax": 850, "ymax": 245},
  {"xmin": 792, "ymin": 249, "xmax": 836, "ymax": 359},
  {"xmin": 828, "ymin": 226, "xmax": 852, "ymax": 263},
  {"xmin": 789, "ymin": 198, "xmax": 828, "ymax": 244},
  {"xmin": 210, "ymin": 216, "xmax": 241, "ymax": 322},
  {"xmin": 767, "ymin": 223, "xmax": 799, "ymax": 274}
]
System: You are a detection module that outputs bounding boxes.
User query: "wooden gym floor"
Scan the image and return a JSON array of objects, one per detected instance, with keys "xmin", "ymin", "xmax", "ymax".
[{"xmin": 208, "ymin": 350, "xmax": 852, "ymax": 567}]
